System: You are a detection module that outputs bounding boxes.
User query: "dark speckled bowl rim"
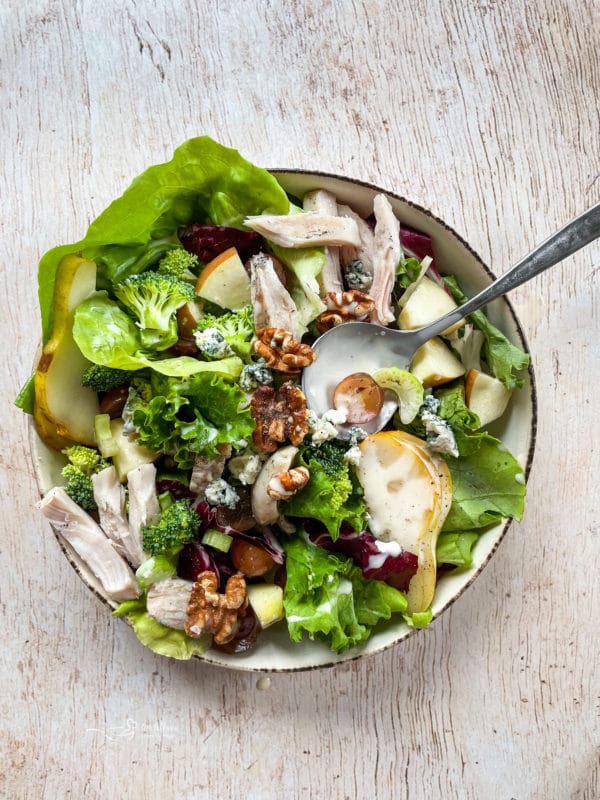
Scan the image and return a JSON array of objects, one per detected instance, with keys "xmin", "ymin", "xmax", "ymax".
[{"xmin": 32, "ymin": 168, "xmax": 537, "ymax": 674}]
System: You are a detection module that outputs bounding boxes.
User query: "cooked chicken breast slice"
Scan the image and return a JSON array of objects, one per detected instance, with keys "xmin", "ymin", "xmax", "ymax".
[
  {"xmin": 92, "ymin": 466, "xmax": 140, "ymax": 565},
  {"xmin": 244, "ymin": 213, "xmax": 360, "ymax": 248},
  {"xmin": 249, "ymin": 253, "xmax": 297, "ymax": 332},
  {"xmin": 337, "ymin": 203, "xmax": 375, "ymax": 277},
  {"xmin": 370, "ymin": 194, "xmax": 401, "ymax": 325},
  {"xmin": 38, "ymin": 487, "xmax": 140, "ymax": 602},
  {"xmin": 303, "ymin": 190, "xmax": 344, "ymax": 295},
  {"xmin": 127, "ymin": 463, "xmax": 160, "ymax": 568},
  {"xmin": 146, "ymin": 579, "xmax": 194, "ymax": 630}
]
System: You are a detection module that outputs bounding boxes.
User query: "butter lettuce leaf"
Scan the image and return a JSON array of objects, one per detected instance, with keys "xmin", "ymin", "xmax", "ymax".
[
  {"xmin": 436, "ymin": 531, "xmax": 480, "ymax": 568},
  {"xmin": 283, "ymin": 534, "xmax": 407, "ymax": 653},
  {"xmin": 114, "ymin": 599, "xmax": 211, "ymax": 659},
  {"xmin": 442, "ymin": 430, "xmax": 526, "ymax": 530},
  {"xmin": 283, "ymin": 441, "xmax": 367, "ymax": 540},
  {"xmin": 270, "ymin": 243, "xmax": 326, "ymax": 336},
  {"xmin": 73, "ymin": 294, "xmax": 243, "ymax": 378},
  {"xmin": 443, "ymin": 275, "xmax": 529, "ymax": 389},
  {"xmin": 37, "ymin": 137, "xmax": 289, "ymax": 345}
]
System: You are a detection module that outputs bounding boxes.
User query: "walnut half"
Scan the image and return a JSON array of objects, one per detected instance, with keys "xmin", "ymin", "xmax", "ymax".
[
  {"xmin": 253, "ymin": 328, "xmax": 316, "ymax": 374},
  {"xmin": 250, "ymin": 382, "xmax": 309, "ymax": 453},
  {"xmin": 315, "ymin": 289, "xmax": 375, "ymax": 333},
  {"xmin": 185, "ymin": 571, "xmax": 248, "ymax": 645}
]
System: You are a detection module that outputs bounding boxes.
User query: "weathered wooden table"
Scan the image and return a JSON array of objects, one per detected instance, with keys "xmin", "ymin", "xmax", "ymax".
[{"xmin": 2, "ymin": 2, "xmax": 598, "ymax": 798}]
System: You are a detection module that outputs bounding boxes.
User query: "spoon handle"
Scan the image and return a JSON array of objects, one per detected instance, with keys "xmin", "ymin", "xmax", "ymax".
[{"xmin": 416, "ymin": 202, "xmax": 600, "ymax": 340}]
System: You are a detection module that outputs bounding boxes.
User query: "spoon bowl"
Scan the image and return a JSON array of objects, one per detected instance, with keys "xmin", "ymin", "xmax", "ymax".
[{"xmin": 303, "ymin": 201, "xmax": 600, "ymax": 429}]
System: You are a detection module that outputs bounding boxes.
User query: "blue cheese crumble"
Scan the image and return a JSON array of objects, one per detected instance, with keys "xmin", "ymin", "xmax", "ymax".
[
  {"xmin": 419, "ymin": 396, "xmax": 458, "ymax": 458},
  {"xmin": 204, "ymin": 478, "xmax": 239, "ymax": 509},
  {"xmin": 345, "ymin": 259, "xmax": 373, "ymax": 291},
  {"xmin": 308, "ymin": 407, "xmax": 348, "ymax": 444},
  {"xmin": 239, "ymin": 361, "xmax": 274, "ymax": 392},
  {"xmin": 228, "ymin": 453, "xmax": 264, "ymax": 485},
  {"xmin": 194, "ymin": 328, "xmax": 233, "ymax": 359}
]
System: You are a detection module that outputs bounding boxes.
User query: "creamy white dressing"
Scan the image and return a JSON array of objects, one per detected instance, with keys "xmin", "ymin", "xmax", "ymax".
[{"xmin": 366, "ymin": 539, "xmax": 403, "ymax": 571}]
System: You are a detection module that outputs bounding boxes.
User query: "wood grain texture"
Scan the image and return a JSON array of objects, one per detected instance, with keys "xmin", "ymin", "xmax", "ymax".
[{"xmin": 1, "ymin": 0, "xmax": 598, "ymax": 798}]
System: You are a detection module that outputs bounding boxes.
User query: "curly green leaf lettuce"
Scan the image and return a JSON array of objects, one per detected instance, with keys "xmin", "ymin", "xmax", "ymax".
[
  {"xmin": 132, "ymin": 372, "xmax": 255, "ymax": 468},
  {"xmin": 283, "ymin": 442, "xmax": 367, "ymax": 540},
  {"xmin": 283, "ymin": 535, "xmax": 407, "ymax": 653}
]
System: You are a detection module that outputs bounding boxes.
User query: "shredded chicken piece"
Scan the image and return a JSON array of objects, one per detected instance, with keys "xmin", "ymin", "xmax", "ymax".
[
  {"xmin": 244, "ymin": 213, "xmax": 361, "ymax": 248},
  {"xmin": 126, "ymin": 463, "xmax": 160, "ymax": 568},
  {"xmin": 189, "ymin": 444, "xmax": 232, "ymax": 498},
  {"xmin": 249, "ymin": 253, "xmax": 298, "ymax": 333},
  {"xmin": 38, "ymin": 487, "xmax": 140, "ymax": 602},
  {"xmin": 146, "ymin": 578, "xmax": 194, "ymax": 630},
  {"xmin": 303, "ymin": 190, "xmax": 344, "ymax": 294},
  {"xmin": 337, "ymin": 203, "xmax": 375, "ymax": 277},
  {"xmin": 92, "ymin": 466, "xmax": 142, "ymax": 566},
  {"xmin": 370, "ymin": 194, "xmax": 401, "ymax": 325}
]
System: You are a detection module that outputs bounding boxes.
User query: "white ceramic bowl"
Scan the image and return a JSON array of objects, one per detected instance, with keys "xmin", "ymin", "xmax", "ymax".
[{"xmin": 30, "ymin": 170, "xmax": 537, "ymax": 671}]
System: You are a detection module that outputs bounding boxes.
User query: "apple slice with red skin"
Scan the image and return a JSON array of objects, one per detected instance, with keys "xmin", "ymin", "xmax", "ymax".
[
  {"xmin": 465, "ymin": 369, "xmax": 512, "ymax": 428},
  {"xmin": 195, "ymin": 247, "xmax": 251, "ymax": 309}
]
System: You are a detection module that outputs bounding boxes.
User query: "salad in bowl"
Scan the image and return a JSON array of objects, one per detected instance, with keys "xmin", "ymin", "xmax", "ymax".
[{"xmin": 19, "ymin": 137, "xmax": 534, "ymax": 669}]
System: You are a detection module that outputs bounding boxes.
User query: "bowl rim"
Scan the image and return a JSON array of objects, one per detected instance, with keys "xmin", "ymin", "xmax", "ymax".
[{"xmin": 31, "ymin": 168, "xmax": 537, "ymax": 673}]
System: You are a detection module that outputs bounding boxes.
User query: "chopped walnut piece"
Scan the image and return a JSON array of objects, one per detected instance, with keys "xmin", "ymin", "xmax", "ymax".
[
  {"xmin": 266, "ymin": 466, "xmax": 310, "ymax": 500},
  {"xmin": 250, "ymin": 382, "xmax": 309, "ymax": 453},
  {"xmin": 253, "ymin": 328, "xmax": 316, "ymax": 374},
  {"xmin": 185, "ymin": 571, "xmax": 248, "ymax": 645},
  {"xmin": 315, "ymin": 290, "xmax": 375, "ymax": 333}
]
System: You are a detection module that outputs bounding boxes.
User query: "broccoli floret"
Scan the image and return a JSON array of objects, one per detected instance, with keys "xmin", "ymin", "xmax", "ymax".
[
  {"xmin": 301, "ymin": 440, "xmax": 349, "ymax": 478},
  {"xmin": 157, "ymin": 248, "xmax": 199, "ymax": 280},
  {"xmin": 61, "ymin": 446, "xmax": 108, "ymax": 512},
  {"xmin": 81, "ymin": 364, "xmax": 136, "ymax": 392},
  {"xmin": 62, "ymin": 445, "xmax": 104, "ymax": 474},
  {"xmin": 142, "ymin": 499, "xmax": 201, "ymax": 556},
  {"xmin": 194, "ymin": 305, "xmax": 255, "ymax": 361},
  {"xmin": 114, "ymin": 272, "xmax": 195, "ymax": 350}
]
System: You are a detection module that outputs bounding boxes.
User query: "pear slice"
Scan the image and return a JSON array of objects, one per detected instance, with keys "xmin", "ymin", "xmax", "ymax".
[
  {"xmin": 33, "ymin": 403, "xmax": 75, "ymax": 451},
  {"xmin": 357, "ymin": 431, "xmax": 452, "ymax": 614},
  {"xmin": 34, "ymin": 255, "xmax": 100, "ymax": 447}
]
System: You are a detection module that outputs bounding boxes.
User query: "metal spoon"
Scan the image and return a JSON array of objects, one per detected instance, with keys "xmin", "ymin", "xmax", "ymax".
[{"xmin": 302, "ymin": 202, "xmax": 600, "ymax": 434}]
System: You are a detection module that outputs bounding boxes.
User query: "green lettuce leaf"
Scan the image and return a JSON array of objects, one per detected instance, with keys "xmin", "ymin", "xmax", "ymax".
[
  {"xmin": 435, "ymin": 381, "xmax": 480, "ymax": 432},
  {"xmin": 38, "ymin": 137, "xmax": 289, "ymax": 346},
  {"xmin": 73, "ymin": 293, "xmax": 243, "ymax": 378},
  {"xmin": 283, "ymin": 441, "xmax": 367, "ymax": 540},
  {"xmin": 113, "ymin": 599, "xmax": 211, "ymax": 660},
  {"xmin": 443, "ymin": 275, "xmax": 529, "ymax": 389},
  {"xmin": 132, "ymin": 371, "xmax": 255, "ymax": 467},
  {"xmin": 442, "ymin": 430, "xmax": 526, "ymax": 530},
  {"xmin": 283, "ymin": 534, "xmax": 407, "ymax": 653},
  {"xmin": 436, "ymin": 531, "xmax": 480, "ymax": 568},
  {"xmin": 270, "ymin": 243, "xmax": 326, "ymax": 336}
]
